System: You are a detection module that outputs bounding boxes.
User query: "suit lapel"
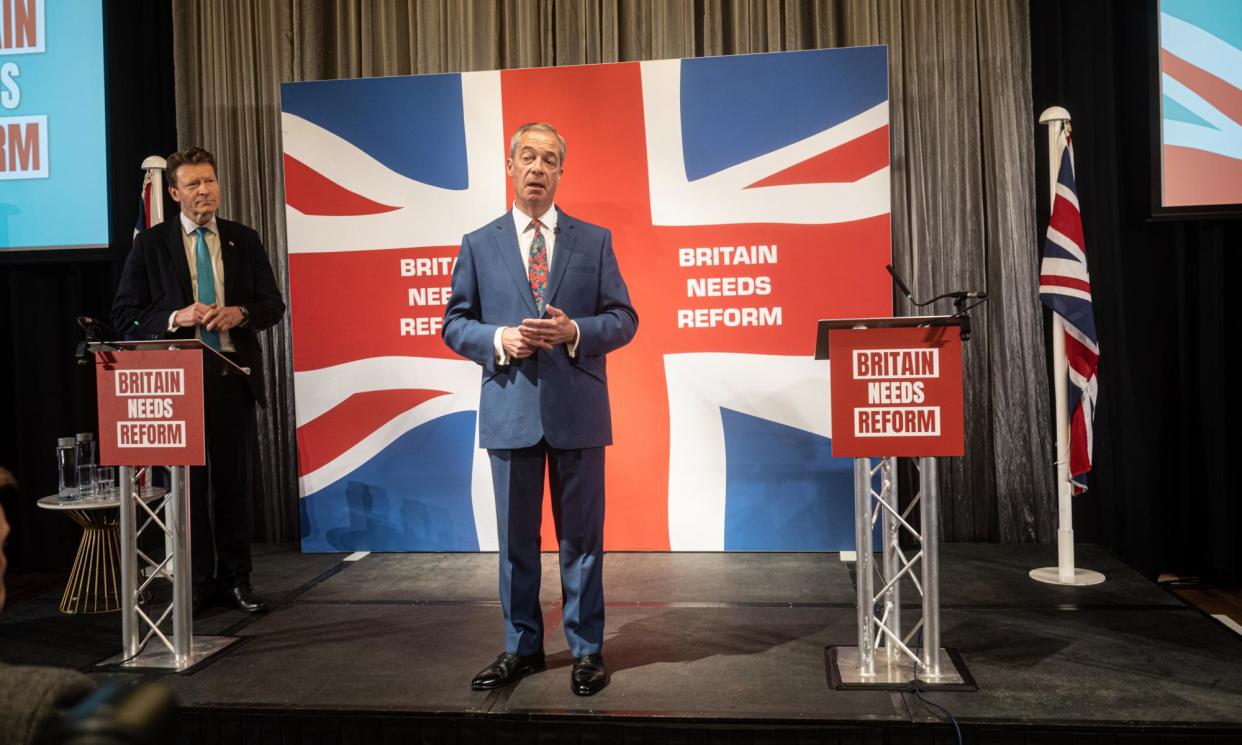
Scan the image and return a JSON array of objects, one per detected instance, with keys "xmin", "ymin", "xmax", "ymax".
[
  {"xmin": 165, "ymin": 218, "xmax": 194, "ymax": 301},
  {"xmin": 493, "ymin": 216, "xmax": 539, "ymax": 315},
  {"xmin": 545, "ymin": 207, "xmax": 575, "ymax": 307},
  {"xmin": 218, "ymin": 220, "xmax": 239, "ymax": 304}
]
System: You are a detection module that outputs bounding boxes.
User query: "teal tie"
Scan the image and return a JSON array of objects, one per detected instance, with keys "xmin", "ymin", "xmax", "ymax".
[{"xmin": 195, "ymin": 227, "xmax": 222, "ymax": 351}]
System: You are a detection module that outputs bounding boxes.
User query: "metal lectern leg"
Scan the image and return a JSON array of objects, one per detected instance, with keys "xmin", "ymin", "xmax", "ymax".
[
  {"xmin": 99, "ymin": 464, "xmax": 239, "ymax": 672},
  {"xmin": 919, "ymin": 456, "xmax": 941, "ymax": 678},
  {"xmin": 828, "ymin": 455, "xmax": 973, "ymax": 690},
  {"xmin": 118, "ymin": 465, "xmax": 139, "ymax": 659},
  {"xmin": 167, "ymin": 466, "xmax": 193, "ymax": 663},
  {"xmin": 853, "ymin": 457, "xmax": 874, "ymax": 676},
  {"xmin": 879, "ymin": 457, "xmax": 900, "ymax": 664}
]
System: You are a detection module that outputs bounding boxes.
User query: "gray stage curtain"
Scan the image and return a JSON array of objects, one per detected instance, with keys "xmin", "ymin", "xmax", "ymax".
[{"xmin": 171, "ymin": 0, "xmax": 1053, "ymax": 544}]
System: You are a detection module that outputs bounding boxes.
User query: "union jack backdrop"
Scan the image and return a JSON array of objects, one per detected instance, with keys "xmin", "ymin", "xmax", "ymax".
[
  {"xmin": 281, "ymin": 48, "xmax": 894, "ymax": 551},
  {"xmin": 1039, "ymin": 130, "xmax": 1099, "ymax": 496}
]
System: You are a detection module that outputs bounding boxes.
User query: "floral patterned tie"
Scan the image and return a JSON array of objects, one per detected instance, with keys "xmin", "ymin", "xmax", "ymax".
[{"xmin": 527, "ymin": 219, "xmax": 548, "ymax": 313}]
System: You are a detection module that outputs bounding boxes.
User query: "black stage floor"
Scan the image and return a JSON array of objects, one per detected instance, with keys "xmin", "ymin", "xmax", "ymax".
[{"xmin": 3, "ymin": 544, "xmax": 1242, "ymax": 744}]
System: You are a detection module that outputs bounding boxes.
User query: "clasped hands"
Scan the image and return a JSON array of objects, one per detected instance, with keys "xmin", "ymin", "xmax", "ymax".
[
  {"xmin": 501, "ymin": 304, "xmax": 577, "ymax": 359},
  {"xmin": 174, "ymin": 302, "xmax": 245, "ymax": 332}
]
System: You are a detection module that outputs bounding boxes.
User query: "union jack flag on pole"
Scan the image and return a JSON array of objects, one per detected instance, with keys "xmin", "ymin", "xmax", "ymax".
[
  {"xmin": 134, "ymin": 156, "xmax": 167, "ymax": 237},
  {"xmin": 1039, "ymin": 131, "xmax": 1099, "ymax": 495},
  {"xmin": 133, "ymin": 170, "xmax": 153, "ymax": 238}
]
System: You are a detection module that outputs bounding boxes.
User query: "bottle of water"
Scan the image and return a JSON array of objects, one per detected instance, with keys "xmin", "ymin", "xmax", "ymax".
[
  {"xmin": 57, "ymin": 437, "xmax": 78, "ymax": 500},
  {"xmin": 75, "ymin": 433, "xmax": 96, "ymax": 499}
]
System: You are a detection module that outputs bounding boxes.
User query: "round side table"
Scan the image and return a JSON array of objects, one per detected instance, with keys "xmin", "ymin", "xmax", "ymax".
[{"xmin": 37, "ymin": 487, "xmax": 166, "ymax": 614}]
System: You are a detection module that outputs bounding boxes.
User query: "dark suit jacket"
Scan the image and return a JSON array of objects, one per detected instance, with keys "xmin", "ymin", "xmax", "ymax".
[
  {"xmin": 112, "ymin": 216, "xmax": 286, "ymax": 406},
  {"xmin": 442, "ymin": 208, "xmax": 638, "ymax": 449},
  {"xmin": 0, "ymin": 662, "xmax": 93, "ymax": 745}
]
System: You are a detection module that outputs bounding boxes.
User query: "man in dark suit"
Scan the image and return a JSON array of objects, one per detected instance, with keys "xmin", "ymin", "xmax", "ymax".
[
  {"xmin": 112, "ymin": 147, "xmax": 285, "ymax": 614},
  {"xmin": 443, "ymin": 123, "xmax": 638, "ymax": 696}
]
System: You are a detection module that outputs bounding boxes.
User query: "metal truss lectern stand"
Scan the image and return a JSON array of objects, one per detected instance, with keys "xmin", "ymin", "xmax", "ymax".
[
  {"xmin": 816, "ymin": 317, "xmax": 976, "ymax": 691},
  {"xmin": 92, "ymin": 340, "xmax": 246, "ymax": 671}
]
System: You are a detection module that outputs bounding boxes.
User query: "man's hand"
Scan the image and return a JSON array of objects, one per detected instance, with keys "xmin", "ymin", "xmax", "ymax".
[
  {"xmin": 501, "ymin": 326, "xmax": 538, "ymax": 359},
  {"xmin": 203, "ymin": 305, "xmax": 246, "ymax": 332},
  {"xmin": 518, "ymin": 305, "xmax": 577, "ymax": 348},
  {"xmin": 173, "ymin": 302, "xmax": 216, "ymax": 328}
]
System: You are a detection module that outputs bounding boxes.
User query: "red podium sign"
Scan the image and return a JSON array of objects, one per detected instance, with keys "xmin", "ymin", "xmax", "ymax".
[
  {"xmin": 95, "ymin": 349, "xmax": 206, "ymax": 466},
  {"xmin": 829, "ymin": 326, "xmax": 964, "ymax": 457}
]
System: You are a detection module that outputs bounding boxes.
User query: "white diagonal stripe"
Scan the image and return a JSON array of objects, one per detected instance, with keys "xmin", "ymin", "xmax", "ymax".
[
  {"xmin": 1040, "ymin": 285, "xmax": 1093, "ymax": 303},
  {"xmin": 1055, "ymin": 182, "xmax": 1079, "ymax": 211},
  {"xmin": 641, "ymin": 59, "xmax": 890, "ymax": 227},
  {"xmin": 283, "ymin": 72, "xmax": 506, "ymax": 252},
  {"xmin": 1046, "ymin": 227, "xmax": 1086, "ymax": 263},
  {"xmin": 1041, "ymin": 257, "xmax": 1090, "ymax": 282}
]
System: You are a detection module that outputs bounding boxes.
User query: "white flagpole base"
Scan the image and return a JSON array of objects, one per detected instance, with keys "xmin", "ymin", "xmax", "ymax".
[{"xmin": 1029, "ymin": 566, "xmax": 1106, "ymax": 586}]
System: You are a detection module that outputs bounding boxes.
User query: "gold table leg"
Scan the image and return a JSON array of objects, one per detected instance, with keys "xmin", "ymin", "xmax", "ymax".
[{"xmin": 60, "ymin": 507, "xmax": 123, "ymax": 614}]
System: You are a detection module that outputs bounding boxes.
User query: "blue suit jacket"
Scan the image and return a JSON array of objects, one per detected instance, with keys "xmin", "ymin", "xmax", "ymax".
[{"xmin": 443, "ymin": 209, "xmax": 638, "ymax": 450}]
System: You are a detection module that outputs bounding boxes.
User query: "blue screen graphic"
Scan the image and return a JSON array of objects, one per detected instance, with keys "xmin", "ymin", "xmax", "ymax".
[{"xmin": 0, "ymin": 0, "xmax": 109, "ymax": 250}]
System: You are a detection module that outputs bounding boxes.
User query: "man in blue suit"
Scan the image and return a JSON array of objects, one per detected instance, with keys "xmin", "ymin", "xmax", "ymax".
[{"xmin": 443, "ymin": 123, "xmax": 637, "ymax": 696}]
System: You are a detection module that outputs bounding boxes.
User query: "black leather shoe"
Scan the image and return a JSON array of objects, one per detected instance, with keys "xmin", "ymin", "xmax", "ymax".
[
  {"xmin": 470, "ymin": 651, "xmax": 545, "ymax": 690},
  {"xmin": 224, "ymin": 583, "xmax": 267, "ymax": 613},
  {"xmin": 571, "ymin": 653, "xmax": 607, "ymax": 696}
]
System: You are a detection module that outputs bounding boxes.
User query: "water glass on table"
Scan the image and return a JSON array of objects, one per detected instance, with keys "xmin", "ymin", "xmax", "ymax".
[
  {"xmin": 75, "ymin": 433, "xmax": 96, "ymax": 500},
  {"xmin": 93, "ymin": 466, "xmax": 116, "ymax": 499},
  {"xmin": 56, "ymin": 437, "xmax": 78, "ymax": 501}
]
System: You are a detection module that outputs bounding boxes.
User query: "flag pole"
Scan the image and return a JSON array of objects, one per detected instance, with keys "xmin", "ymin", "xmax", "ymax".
[
  {"xmin": 1030, "ymin": 106, "xmax": 1104, "ymax": 587},
  {"xmin": 142, "ymin": 155, "xmax": 167, "ymax": 225},
  {"xmin": 140, "ymin": 155, "xmax": 170, "ymax": 564}
]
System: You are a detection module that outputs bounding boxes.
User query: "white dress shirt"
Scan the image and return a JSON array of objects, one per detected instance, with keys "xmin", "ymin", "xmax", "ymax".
[
  {"xmin": 166, "ymin": 212, "xmax": 237, "ymax": 353},
  {"xmin": 493, "ymin": 204, "xmax": 580, "ymax": 364}
]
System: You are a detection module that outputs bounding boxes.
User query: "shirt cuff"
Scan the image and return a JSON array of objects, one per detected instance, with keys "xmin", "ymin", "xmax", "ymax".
[
  {"xmin": 494, "ymin": 327, "xmax": 510, "ymax": 366},
  {"xmin": 167, "ymin": 311, "xmax": 178, "ymax": 334},
  {"xmin": 567, "ymin": 320, "xmax": 581, "ymax": 358}
]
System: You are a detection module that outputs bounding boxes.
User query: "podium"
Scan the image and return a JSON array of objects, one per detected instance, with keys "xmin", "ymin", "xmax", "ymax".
[
  {"xmin": 89, "ymin": 339, "xmax": 247, "ymax": 671},
  {"xmin": 816, "ymin": 317, "xmax": 975, "ymax": 690}
]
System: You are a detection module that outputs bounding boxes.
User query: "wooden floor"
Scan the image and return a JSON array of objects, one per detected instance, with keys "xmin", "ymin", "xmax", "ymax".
[{"xmin": 1168, "ymin": 582, "xmax": 1242, "ymax": 630}]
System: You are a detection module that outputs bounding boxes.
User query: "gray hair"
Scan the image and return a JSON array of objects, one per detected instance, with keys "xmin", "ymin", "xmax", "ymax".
[{"xmin": 508, "ymin": 122, "xmax": 566, "ymax": 166}]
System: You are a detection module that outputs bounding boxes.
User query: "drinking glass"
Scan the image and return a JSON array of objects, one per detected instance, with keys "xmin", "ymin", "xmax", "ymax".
[{"xmin": 94, "ymin": 466, "xmax": 116, "ymax": 499}]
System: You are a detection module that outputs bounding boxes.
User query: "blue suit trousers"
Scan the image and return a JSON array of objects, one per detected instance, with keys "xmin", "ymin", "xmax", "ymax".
[{"xmin": 489, "ymin": 440, "xmax": 605, "ymax": 658}]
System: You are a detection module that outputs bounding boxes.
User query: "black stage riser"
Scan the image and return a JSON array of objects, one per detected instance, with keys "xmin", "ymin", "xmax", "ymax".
[
  {"xmin": 176, "ymin": 711, "xmax": 1242, "ymax": 745},
  {"xmin": 5, "ymin": 546, "xmax": 1242, "ymax": 745}
]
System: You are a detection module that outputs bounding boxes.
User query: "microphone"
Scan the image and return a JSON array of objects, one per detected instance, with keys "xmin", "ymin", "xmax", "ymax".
[
  {"xmin": 885, "ymin": 264, "xmax": 915, "ymax": 302},
  {"xmin": 77, "ymin": 315, "xmax": 120, "ymax": 339},
  {"xmin": 883, "ymin": 267, "xmax": 988, "ymax": 305},
  {"xmin": 553, "ymin": 226, "xmax": 560, "ymax": 235}
]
